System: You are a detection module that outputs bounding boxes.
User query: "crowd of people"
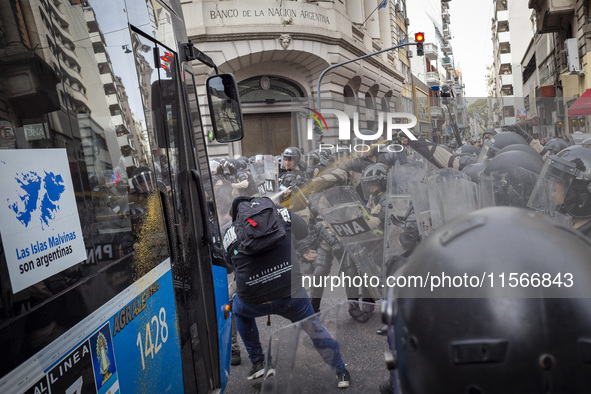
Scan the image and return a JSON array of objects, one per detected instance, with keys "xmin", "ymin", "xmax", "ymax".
[{"xmin": 212, "ymin": 124, "xmax": 591, "ymax": 392}]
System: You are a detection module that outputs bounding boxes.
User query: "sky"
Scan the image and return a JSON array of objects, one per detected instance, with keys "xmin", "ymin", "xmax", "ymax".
[{"xmin": 407, "ymin": 0, "xmax": 495, "ymax": 98}]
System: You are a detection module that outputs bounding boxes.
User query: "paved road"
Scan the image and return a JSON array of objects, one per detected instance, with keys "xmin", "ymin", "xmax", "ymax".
[{"xmin": 225, "ymin": 265, "xmax": 392, "ymax": 393}]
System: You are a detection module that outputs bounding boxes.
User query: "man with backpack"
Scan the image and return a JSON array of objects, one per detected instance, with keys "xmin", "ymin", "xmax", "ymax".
[{"xmin": 222, "ymin": 196, "xmax": 351, "ymax": 389}]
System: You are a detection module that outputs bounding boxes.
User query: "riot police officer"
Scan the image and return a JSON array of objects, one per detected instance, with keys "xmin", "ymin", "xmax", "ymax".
[
  {"xmin": 279, "ymin": 147, "xmax": 307, "ymax": 187},
  {"xmin": 383, "ymin": 206, "xmax": 591, "ymax": 393},
  {"xmin": 528, "ymin": 145, "xmax": 591, "ymax": 237}
]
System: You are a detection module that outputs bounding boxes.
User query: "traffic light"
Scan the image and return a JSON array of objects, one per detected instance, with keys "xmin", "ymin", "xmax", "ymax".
[{"xmin": 415, "ymin": 32, "xmax": 424, "ymax": 56}]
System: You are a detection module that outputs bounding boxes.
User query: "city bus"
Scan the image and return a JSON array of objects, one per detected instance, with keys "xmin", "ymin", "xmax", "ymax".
[{"xmin": 0, "ymin": 0, "xmax": 243, "ymax": 392}]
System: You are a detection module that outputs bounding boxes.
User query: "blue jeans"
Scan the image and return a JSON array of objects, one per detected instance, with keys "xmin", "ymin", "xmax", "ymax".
[{"xmin": 232, "ymin": 287, "xmax": 346, "ymax": 374}]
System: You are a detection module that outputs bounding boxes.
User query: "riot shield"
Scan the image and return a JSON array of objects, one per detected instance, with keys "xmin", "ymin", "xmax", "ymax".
[
  {"xmin": 248, "ymin": 155, "xmax": 279, "ymax": 196},
  {"xmin": 426, "ymin": 168, "xmax": 479, "ymax": 229},
  {"xmin": 410, "ymin": 168, "xmax": 479, "ymax": 235},
  {"xmin": 259, "ymin": 301, "xmax": 390, "ymax": 394},
  {"xmin": 309, "ymin": 186, "xmax": 383, "ymax": 298},
  {"xmin": 382, "ymin": 162, "xmax": 427, "ymax": 280},
  {"xmin": 409, "ymin": 181, "xmax": 431, "ymax": 239}
]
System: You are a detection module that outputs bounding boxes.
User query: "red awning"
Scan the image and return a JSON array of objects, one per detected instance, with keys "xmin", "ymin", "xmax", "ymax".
[
  {"xmin": 568, "ymin": 89, "xmax": 591, "ymax": 117},
  {"xmin": 516, "ymin": 117, "xmax": 539, "ymax": 126}
]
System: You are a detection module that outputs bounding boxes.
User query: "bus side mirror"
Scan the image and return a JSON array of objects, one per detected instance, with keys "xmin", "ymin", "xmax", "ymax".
[{"xmin": 206, "ymin": 74, "xmax": 244, "ymax": 143}]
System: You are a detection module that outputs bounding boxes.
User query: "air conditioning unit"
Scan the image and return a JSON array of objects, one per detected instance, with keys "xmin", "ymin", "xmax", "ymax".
[
  {"xmin": 565, "ymin": 38, "xmax": 581, "ymax": 73},
  {"xmin": 405, "ymin": 18, "xmax": 410, "ymax": 27},
  {"xmin": 395, "ymin": 4, "xmax": 401, "ymax": 12}
]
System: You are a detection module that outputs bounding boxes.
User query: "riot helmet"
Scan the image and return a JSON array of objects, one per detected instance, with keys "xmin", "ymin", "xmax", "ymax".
[
  {"xmin": 483, "ymin": 128, "xmax": 497, "ymax": 139},
  {"xmin": 255, "ymin": 154, "xmax": 264, "ymax": 164},
  {"xmin": 479, "ymin": 150, "xmax": 544, "ymax": 208},
  {"xmin": 387, "ymin": 206, "xmax": 591, "ymax": 394},
  {"xmin": 447, "ymin": 140, "xmax": 458, "ymax": 151},
  {"xmin": 477, "ymin": 131, "xmax": 529, "ymax": 163},
  {"xmin": 210, "ymin": 160, "xmax": 222, "ymax": 175},
  {"xmin": 528, "ymin": 145, "xmax": 591, "ymax": 218},
  {"xmin": 318, "ymin": 149, "xmax": 333, "ymax": 166},
  {"xmin": 360, "ymin": 163, "xmax": 388, "ymax": 200},
  {"xmin": 496, "ymin": 143, "xmax": 543, "ymax": 159},
  {"xmin": 282, "ymin": 146, "xmax": 302, "ymax": 170},
  {"xmin": 132, "ymin": 166, "xmax": 156, "ymax": 194},
  {"xmin": 545, "ymin": 138, "xmax": 569, "ymax": 155},
  {"xmin": 461, "ymin": 162, "xmax": 485, "ymax": 183},
  {"xmin": 304, "ymin": 151, "xmax": 320, "ymax": 166},
  {"xmin": 224, "ymin": 159, "xmax": 240, "ymax": 175},
  {"xmin": 454, "ymin": 144, "xmax": 477, "ymax": 156}
]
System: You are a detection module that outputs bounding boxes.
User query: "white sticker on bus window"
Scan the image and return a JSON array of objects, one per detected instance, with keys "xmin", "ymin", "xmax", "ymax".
[{"xmin": 0, "ymin": 149, "xmax": 86, "ymax": 293}]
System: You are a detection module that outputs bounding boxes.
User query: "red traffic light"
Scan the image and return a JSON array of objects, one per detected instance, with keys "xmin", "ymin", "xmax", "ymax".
[{"xmin": 415, "ymin": 32, "xmax": 425, "ymax": 42}]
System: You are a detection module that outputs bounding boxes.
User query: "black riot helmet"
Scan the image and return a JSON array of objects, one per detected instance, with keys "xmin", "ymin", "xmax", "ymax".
[
  {"xmin": 386, "ymin": 206, "xmax": 591, "ymax": 394},
  {"xmin": 209, "ymin": 160, "xmax": 222, "ymax": 175},
  {"xmin": 544, "ymin": 138, "xmax": 570, "ymax": 155},
  {"xmin": 477, "ymin": 131, "xmax": 529, "ymax": 163},
  {"xmin": 529, "ymin": 145, "xmax": 591, "ymax": 218},
  {"xmin": 447, "ymin": 140, "xmax": 458, "ymax": 151},
  {"xmin": 483, "ymin": 128, "xmax": 497, "ymax": 139},
  {"xmin": 224, "ymin": 159, "xmax": 240, "ymax": 175},
  {"xmin": 461, "ymin": 162, "xmax": 485, "ymax": 183},
  {"xmin": 496, "ymin": 143, "xmax": 543, "ymax": 158},
  {"xmin": 132, "ymin": 166, "xmax": 156, "ymax": 194},
  {"xmin": 282, "ymin": 146, "xmax": 303, "ymax": 170},
  {"xmin": 318, "ymin": 149, "xmax": 333, "ymax": 166},
  {"xmin": 479, "ymin": 150, "xmax": 544, "ymax": 208},
  {"xmin": 304, "ymin": 151, "xmax": 320, "ymax": 166},
  {"xmin": 454, "ymin": 144, "xmax": 477, "ymax": 156},
  {"xmin": 360, "ymin": 162, "xmax": 388, "ymax": 200}
]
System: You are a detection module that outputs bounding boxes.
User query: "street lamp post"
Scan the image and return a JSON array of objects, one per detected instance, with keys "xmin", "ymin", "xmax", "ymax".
[{"xmin": 316, "ymin": 41, "xmax": 419, "ymax": 112}]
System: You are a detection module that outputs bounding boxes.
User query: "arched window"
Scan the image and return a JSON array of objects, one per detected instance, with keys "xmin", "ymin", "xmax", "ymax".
[{"xmin": 238, "ymin": 76, "xmax": 304, "ymax": 103}]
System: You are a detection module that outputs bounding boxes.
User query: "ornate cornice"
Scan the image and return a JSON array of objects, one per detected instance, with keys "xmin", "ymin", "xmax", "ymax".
[{"xmin": 190, "ymin": 31, "xmax": 404, "ymax": 82}]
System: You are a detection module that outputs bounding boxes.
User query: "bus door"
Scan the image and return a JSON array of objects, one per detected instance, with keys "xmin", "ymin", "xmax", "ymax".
[{"xmin": 130, "ymin": 31, "xmax": 231, "ymax": 392}]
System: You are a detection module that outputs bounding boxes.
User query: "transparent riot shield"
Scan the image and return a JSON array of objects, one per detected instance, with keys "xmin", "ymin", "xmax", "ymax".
[
  {"xmin": 264, "ymin": 155, "xmax": 279, "ymax": 194},
  {"xmin": 309, "ymin": 186, "xmax": 384, "ymax": 298},
  {"xmin": 248, "ymin": 155, "xmax": 279, "ymax": 196},
  {"xmin": 260, "ymin": 301, "xmax": 390, "ymax": 394},
  {"xmin": 426, "ymin": 168, "xmax": 479, "ymax": 229},
  {"xmin": 248, "ymin": 162, "xmax": 266, "ymax": 196},
  {"xmin": 409, "ymin": 181, "xmax": 432, "ymax": 239},
  {"xmin": 410, "ymin": 168, "xmax": 479, "ymax": 235},
  {"xmin": 382, "ymin": 163, "xmax": 427, "ymax": 281}
]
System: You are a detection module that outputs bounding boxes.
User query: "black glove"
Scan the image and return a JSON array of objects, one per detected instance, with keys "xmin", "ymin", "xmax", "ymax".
[
  {"xmin": 399, "ymin": 221, "xmax": 419, "ymax": 251},
  {"xmin": 502, "ymin": 124, "xmax": 532, "ymax": 143}
]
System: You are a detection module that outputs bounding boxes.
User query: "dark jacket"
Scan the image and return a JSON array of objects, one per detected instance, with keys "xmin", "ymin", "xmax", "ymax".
[{"xmin": 223, "ymin": 206, "xmax": 308, "ymax": 304}]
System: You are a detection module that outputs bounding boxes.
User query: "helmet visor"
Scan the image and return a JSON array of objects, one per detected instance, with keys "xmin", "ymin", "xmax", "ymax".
[
  {"xmin": 360, "ymin": 175, "xmax": 383, "ymax": 200},
  {"xmin": 480, "ymin": 167, "xmax": 540, "ymax": 209},
  {"xmin": 476, "ymin": 140, "xmax": 496, "ymax": 164},
  {"xmin": 281, "ymin": 155, "xmax": 296, "ymax": 170},
  {"xmin": 527, "ymin": 156, "xmax": 576, "ymax": 215},
  {"xmin": 133, "ymin": 170, "xmax": 155, "ymax": 194}
]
